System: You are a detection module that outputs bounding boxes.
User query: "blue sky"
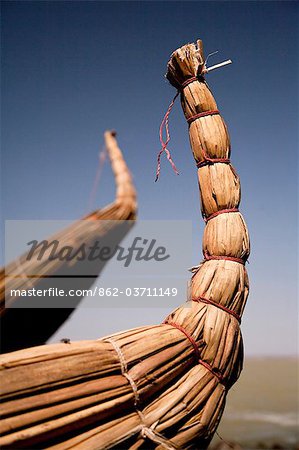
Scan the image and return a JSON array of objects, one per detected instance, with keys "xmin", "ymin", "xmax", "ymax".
[{"xmin": 2, "ymin": 1, "xmax": 298, "ymax": 355}]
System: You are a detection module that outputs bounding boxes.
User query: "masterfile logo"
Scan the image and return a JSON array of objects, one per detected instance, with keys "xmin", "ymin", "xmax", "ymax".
[{"xmin": 25, "ymin": 237, "xmax": 170, "ymax": 267}]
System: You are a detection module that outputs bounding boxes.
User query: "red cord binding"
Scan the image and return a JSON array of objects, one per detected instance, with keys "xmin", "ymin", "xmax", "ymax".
[
  {"xmin": 197, "ymin": 157, "xmax": 230, "ymax": 168},
  {"xmin": 204, "ymin": 253, "xmax": 245, "ymax": 265},
  {"xmin": 181, "ymin": 77, "xmax": 198, "ymax": 89},
  {"xmin": 193, "ymin": 123, "xmax": 231, "ymax": 169},
  {"xmin": 187, "ymin": 110, "xmax": 220, "ymax": 125},
  {"xmin": 187, "ymin": 110, "xmax": 232, "ymax": 169},
  {"xmin": 192, "ymin": 295, "xmax": 241, "ymax": 322},
  {"xmin": 163, "ymin": 320, "xmax": 200, "ymax": 360},
  {"xmin": 196, "ymin": 143, "xmax": 230, "ymax": 168},
  {"xmin": 198, "ymin": 359, "xmax": 225, "ymax": 385},
  {"xmin": 164, "ymin": 320, "xmax": 226, "ymax": 385},
  {"xmin": 205, "ymin": 208, "xmax": 239, "ymax": 223}
]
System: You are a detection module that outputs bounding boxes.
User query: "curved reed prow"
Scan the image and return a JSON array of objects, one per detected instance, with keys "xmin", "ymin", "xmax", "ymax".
[
  {"xmin": 0, "ymin": 131, "xmax": 137, "ymax": 351},
  {"xmin": 85, "ymin": 130, "xmax": 137, "ymax": 220},
  {"xmin": 166, "ymin": 40, "xmax": 250, "ymax": 320},
  {"xmin": 105, "ymin": 130, "xmax": 137, "ymax": 213},
  {"xmin": 0, "ymin": 42, "xmax": 250, "ymax": 450}
]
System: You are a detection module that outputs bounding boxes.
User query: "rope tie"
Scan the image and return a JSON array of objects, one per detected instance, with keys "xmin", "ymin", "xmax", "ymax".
[
  {"xmin": 187, "ymin": 110, "xmax": 220, "ymax": 124},
  {"xmin": 163, "ymin": 320, "xmax": 200, "ymax": 360},
  {"xmin": 196, "ymin": 156, "xmax": 231, "ymax": 168},
  {"xmin": 192, "ymin": 296, "xmax": 241, "ymax": 322},
  {"xmin": 185, "ymin": 110, "xmax": 233, "ymax": 169},
  {"xmin": 181, "ymin": 76, "xmax": 199, "ymax": 89},
  {"xmin": 155, "ymin": 75, "xmax": 203, "ymax": 180},
  {"xmin": 198, "ymin": 359, "xmax": 225, "ymax": 385},
  {"xmin": 204, "ymin": 208, "xmax": 239, "ymax": 223},
  {"xmin": 204, "ymin": 252, "xmax": 245, "ymax": 265},
  {"xmin": 105, "ymin": 337, "xmax": 179, "ymax": 449},
  {"xmin": 155, "ymin": 78, "xmax": 232, "ymax": 178},
  {"xmin": 164, "ymin": 320, "xmax": 226, "ymax": 386},
  {"xmin": 155, "ymin": 92, "xmax": 180, "ymax": 182}
]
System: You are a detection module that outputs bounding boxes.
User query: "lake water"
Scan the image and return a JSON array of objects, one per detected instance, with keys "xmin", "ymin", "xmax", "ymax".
[{"xmin": 210, "ymin": 357, "xmax": 298, "ymax": 449}]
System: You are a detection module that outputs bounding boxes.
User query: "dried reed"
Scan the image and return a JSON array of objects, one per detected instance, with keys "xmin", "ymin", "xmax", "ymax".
[{"xmin": 0, "ymin": 40, "xmax": 250, "ymax": 449}]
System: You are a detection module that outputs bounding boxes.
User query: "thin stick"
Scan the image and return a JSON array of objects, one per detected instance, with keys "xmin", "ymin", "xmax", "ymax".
[{"xmin": 205, "ymin": 59, "xmax": 232, "ymax": 73}]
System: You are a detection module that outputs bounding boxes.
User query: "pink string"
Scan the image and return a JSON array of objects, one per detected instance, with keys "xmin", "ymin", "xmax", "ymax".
[{"xmin": 155, "ymin": 92, "xmax": 180, "ymax": 182}]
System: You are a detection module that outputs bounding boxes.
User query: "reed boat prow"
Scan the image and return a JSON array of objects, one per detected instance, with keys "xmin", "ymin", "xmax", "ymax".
[{"xmin": 0, "ymin": 40, "xmax": 250, "ymax": 449}]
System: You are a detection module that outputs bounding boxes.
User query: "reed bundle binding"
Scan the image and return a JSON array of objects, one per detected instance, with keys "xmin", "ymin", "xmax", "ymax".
[{"xmin": 0, "ymin": 39, "xmax": 250, "ymax": 449}]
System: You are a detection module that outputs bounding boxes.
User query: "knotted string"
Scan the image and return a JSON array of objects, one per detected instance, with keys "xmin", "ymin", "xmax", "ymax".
[
  {"xmin": 155, "ymin": 92, "xmax": 180, "ymax": 182},
  {"xmin": 155, "ymin": 51, "xmax": 232, "ymax": 181}
]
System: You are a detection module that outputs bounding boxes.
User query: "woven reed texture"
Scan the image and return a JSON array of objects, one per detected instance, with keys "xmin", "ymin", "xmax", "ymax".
[{"xmin": 0, "ymin": 40, "xmax": 250, "ymax": 449}]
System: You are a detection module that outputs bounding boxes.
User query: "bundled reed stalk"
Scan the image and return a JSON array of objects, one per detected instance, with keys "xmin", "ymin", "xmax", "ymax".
[
  {"xmin": 0, "ymin": 131, "xmax": 137, "ymax": 351},
  {"xmin": 0, "ymin": 40, "xmax": 250, "ymax": 449}
]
